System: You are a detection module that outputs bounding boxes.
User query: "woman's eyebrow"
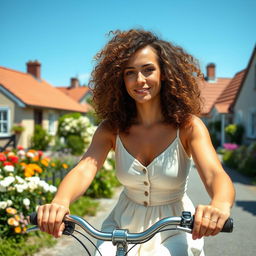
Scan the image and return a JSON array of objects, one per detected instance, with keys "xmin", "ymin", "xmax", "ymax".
[{"xmin": 124, "ymin": 63, "xmax": 154, "ymax": 70}]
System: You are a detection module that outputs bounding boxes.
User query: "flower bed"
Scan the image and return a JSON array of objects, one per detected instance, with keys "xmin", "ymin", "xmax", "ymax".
[{"xmin": 0, "ymin": 147, "xmax": 69, "ymax": 237}]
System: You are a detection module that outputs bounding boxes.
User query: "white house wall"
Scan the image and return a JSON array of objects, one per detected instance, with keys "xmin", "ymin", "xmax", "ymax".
[{"xmin": 234, "ymin": 53, "xmax": 256, "ymax": 140}]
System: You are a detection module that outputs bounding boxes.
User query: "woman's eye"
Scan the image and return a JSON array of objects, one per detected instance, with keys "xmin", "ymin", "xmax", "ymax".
[
  {"xmin": 125, "ymin": 70, "xmax": 135, "ymax": 76},
  {"xmin": 144, "ymin": 67, "xmax": 155, "ymax": 73}
]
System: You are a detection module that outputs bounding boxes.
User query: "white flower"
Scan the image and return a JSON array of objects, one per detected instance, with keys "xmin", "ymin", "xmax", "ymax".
[
  {"xmin": 14, "ymin": 183, "xmax": 28, "ymax": 193},
  {"xmin": 49, "ymin": 185, "xmax": 57, "ymax": 193},
  {"xmin": 0, "ymin": 176, "xmax": 15, "ymax": 187},
  {"xmin": 26, "ymin": 152, "xmax": 34, "ymax": 158},
  {"xmin": 7, "ymin": 200, "xmax": 13, "ymax": 206},
  {"xmin": 23, "ymin": 198, "xmax": 30, "ymax": 206},
  {"xmin": 17, "ymin": 150, "xmax": 26, "ymax": 156},
  {"xmin": 3, "ymin": 165, "xmax": 14, "ymax": 172},
  {"xmin": 0, "ymin": 201, "xmax": 8, "ymax": 209},
  {"xmin": 16, "ymin": 176, "xmax": 25, "ymax": 184},
  {"xmin": 103, "ymin": 160, "xmax": 113, "ymax": 171}
]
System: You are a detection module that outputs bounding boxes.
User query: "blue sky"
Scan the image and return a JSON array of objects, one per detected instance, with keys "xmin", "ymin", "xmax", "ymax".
[{"xmin": 1, "ymin": 0, "xmax": 255, "ymax": 86}]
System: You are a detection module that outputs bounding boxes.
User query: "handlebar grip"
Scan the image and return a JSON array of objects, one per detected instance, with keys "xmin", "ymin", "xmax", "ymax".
[
  {"xmin": 28, "ymin": 212, "xmax": 75, "ymax": 235},
  {"xmin": 221, "ymin": 217, "xmax": 233, "ymax": 233},
  {"xmin": 190, "ymin": 217, "xmax": 233, "ymax": 233},
  {"xmin": 29, "ymin": 212, "xmax": 38, "ymax": 225}
]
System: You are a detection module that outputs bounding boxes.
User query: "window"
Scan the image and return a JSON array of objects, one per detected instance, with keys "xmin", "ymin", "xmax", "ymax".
[
  {"xmin": 248, "ymin": 110, "xmax": 256, "ymax": 138},
  {"xmin": 48, "ymin": 113, "xmax": 57, "ymax": 135},
  {"xmin": 34, "ymin": 109, "xmax": 43, "ymax": 126},
  {"xmin": 0, "ymin": 107, "xmax": 10, "ymax": 136}
]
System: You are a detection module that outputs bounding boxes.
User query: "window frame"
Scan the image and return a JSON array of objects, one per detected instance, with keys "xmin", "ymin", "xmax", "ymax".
[
  {"xmin": 247, "ymin": 109, "xmax": 256, "ymax": 138},
  {"xmin": 0, "ymin": 106, "xmax": 11, "ymax": 137}
]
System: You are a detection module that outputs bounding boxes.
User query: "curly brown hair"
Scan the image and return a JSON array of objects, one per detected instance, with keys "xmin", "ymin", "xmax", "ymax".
[{"xmin": 89, "ymin": 29, "xmax": 203, "ymax": 132}]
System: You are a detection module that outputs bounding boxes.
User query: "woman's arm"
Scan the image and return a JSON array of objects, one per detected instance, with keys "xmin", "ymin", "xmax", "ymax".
[
  {"xmin": 185, "ymin": 116, "xmax": 235, "ymax": 240},
  {"xmin": 37, "ymin": 121, "xmax": 115, "ymax": 238}
]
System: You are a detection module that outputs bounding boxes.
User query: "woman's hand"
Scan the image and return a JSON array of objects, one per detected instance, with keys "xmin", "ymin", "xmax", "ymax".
[
  {"xmin": 37, "ymin": 203, "xmax": 70, "ymax": 238},
  {"xmin": 192, "ymin": 203, "xmax": 230, "ymax": 240}
]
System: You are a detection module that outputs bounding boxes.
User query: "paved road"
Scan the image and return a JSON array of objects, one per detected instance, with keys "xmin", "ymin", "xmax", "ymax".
[
  {"xmin": 35, "ymin": 167, "xmax": 256, "ymax": 256},
  {"xmin": 187, "ymin": 166, "xmax": 256, "ymax": 256}
]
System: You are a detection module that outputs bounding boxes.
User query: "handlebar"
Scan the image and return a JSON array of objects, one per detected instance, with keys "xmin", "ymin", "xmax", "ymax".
[{"xmin": 28, "ymin": 211, "xmax": 233, "ymax": 244}]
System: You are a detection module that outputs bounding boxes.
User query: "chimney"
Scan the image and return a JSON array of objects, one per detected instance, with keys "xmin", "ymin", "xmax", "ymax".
[
  {"xmin": 70, "ymin": 77, "xmax": 80, "ymax": 88},
  {"xmin": 206, "ymin": 63, "xmax": 216, "ymax": 81},
  {"xmin": 27, "ymin": 60, "xmax": 41, "ymax": 79}
]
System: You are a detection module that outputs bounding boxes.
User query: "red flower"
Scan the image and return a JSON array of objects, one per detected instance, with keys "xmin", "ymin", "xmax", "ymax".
[
  {"xmin": 8, "ymin": 155, "xmax": 19, "ymax": 164},
  {"xmin": 0, "ymin": 153, "xmax": 7, "ymax": 162},
  {"xmin": 38, "ymin": 151, "xmax": 43, "ymax": 157},
  {"xmin": 17, "ymin": 145, "xmax": 24, "ymax": 150},
  {"xmin": 3, "ymin": 161, "xmax": 13, "ymax": 166}
]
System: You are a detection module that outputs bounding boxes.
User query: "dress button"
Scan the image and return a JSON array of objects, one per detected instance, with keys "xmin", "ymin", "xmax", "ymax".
[
  {"xmin": 143, "ymin": 168, "xmax": 147, "ymax": 174},
  {"xmin": 143, "ymin": 201, "xmax": 148, "ymax": 207},
  {"xmin": 144, "ymin": 181, "xmax": 148, "ymax": 186},
  {"xmin": 144, "ymin": 191, "xmax": 149, "ymax": 196}
]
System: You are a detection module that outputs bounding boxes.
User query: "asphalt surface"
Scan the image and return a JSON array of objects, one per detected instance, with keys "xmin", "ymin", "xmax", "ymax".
[{"xmin": 34, "ymin": 166, "xmax": 256, "ymax": 256}]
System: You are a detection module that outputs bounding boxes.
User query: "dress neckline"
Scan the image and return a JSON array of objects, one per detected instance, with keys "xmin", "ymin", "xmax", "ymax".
[{"xmin": 116, "ymin": 134, "xmax": 179, "ymax": 168}]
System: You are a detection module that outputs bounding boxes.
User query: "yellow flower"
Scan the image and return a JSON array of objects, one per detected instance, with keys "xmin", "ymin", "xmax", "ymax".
[
  {"xmin": 22, "ymin": 227, "xmax": 27, "ymax": 232},
  {"xmin": 62, "ymin": 163, "xmax": 68, "ymax": 169},
  {"xmin": 7, "ymin": 217, "xmax": 19, "ymax": 226},
  {"xmin": 41, "ymin": 158, "xmax": 49, "ymax": 167},
  {"xmin": 6, "ymin": 207, "xmax": 17, "ymax": 215},
  {"xmin": 14, "ymin": 215, "xmax": 21, "ymax": 221},
  {"xmin": 14, "ymin": 226, "xmax": 22, "ymax": 233},
  {"xmin": 24, "ymin": 166, "xmax": 35, "ymax": 177},
  {"xmin": 30, "ymin": 163, "xmax": 43, "ymax": 173},
  {"xmin": 51, "ymin": 162, "xmax": 56, "ymax": 167}
]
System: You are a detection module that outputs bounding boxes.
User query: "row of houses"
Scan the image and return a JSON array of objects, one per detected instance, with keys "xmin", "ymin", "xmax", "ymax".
[
  {"xmin": 0, "ymin": 45, "xmax": 255, "ymax": 149},
  {"xmin": 0, "ymin": 61, "xmax": 91, "ymax": 148},
  {"xmin": 201, "ymin": 45, "xmax": 256, "ymax": 145}
]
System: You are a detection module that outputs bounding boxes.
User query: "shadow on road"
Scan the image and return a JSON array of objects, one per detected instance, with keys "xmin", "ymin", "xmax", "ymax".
[
  {"xmin": 235, "ymin": 200, "xmax": 256, "ymax": 216},
  {"xmin": 224, "ymin": 166, "xmax": 253, "ymax": 186}
]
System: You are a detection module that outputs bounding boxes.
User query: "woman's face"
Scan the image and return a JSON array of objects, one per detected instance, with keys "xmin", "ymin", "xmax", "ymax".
[{"xmin": 123, "ymin": 45, "xmax": 162, "ymax": 104}]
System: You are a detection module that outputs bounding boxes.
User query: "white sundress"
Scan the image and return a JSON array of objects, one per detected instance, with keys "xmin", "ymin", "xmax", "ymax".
[{"xmin": 95, "ymin": 130, "xmax": 204, "ymax": 256}]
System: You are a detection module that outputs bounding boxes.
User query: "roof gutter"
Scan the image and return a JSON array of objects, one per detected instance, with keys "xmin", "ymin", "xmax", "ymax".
[{"xmin": 0, "ymin": 84, "xmax": 26, "ymax": 108}]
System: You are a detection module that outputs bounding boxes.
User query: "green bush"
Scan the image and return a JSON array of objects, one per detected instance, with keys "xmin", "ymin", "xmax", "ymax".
[
  {"xmin": 0, "ymin": 231, "xmax": 56, "ymax": 256},
  {"xmin": 30, "ymin": 125, "xmax": 52, "ymax": 150},
  {"xmin": 70, "ymin": 196, "xmax": 99, "ymax": 216},
  {"xmin": 223, "ymin": 150, "xmax": 237, "ymax": 168},
  {"xmin": 225, "ymin": 124, "xmax": 244, "ymax": 144},
  {"xmin": 238, "ymin": 143, "xmax": 256, "ymax": 177},
  {"xmin": 66, "ymin": 135, "xmax": 85, "ymax": 155},
  {"xmin": 86, "ymin": 169, "xmax": 120, "ymax": 198}
]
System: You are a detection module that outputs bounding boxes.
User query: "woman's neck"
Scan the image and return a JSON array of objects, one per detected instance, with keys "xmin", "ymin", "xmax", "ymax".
[{"xmin": 135, "ymin": 99, "xmax": 164, "ymax": 128}]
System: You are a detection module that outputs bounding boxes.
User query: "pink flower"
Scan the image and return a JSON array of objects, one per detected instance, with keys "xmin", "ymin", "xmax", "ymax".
[{"xmin": 223, "ymin": 143, "xmax": 239, "ymax": 151}]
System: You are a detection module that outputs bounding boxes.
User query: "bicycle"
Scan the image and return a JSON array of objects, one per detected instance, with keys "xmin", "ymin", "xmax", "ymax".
[{"xmin": 27, "ymin": 211, "xmax": 233, "ymax": 256}]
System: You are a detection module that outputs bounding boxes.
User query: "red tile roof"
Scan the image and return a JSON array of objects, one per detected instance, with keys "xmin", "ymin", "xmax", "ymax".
[
  {"xmin": 199, "ymin": 78, "xmax": 232, "ymax": 115},
  {"xmin": 214, "ymin": 70, "xmax": 246, "ymax": 113},
  {"xmin": 57, "ymin": 87, "xmax": 92, "ymax": 112},
  {"xmin": 0, "ymin": 66, "xmax": 87, "ymax": 113}
]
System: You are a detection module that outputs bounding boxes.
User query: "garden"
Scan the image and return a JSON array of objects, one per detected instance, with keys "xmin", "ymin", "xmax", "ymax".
[
  {"xmin": 0, "ymin": 113, "xmax": 120, "ymax": 256},
  {"xmin": 208, "ymin": 121, "xmax": 256, "ymax": 182}
]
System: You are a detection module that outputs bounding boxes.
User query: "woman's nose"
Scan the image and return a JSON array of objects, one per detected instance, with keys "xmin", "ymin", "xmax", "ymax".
[{"xmin": 137, "ymin": 72, "xmax": 146, "ymax": 83}]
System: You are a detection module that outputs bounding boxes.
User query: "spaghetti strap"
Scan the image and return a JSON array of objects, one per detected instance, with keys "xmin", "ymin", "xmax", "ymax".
[{"xmin": 177, "ymin": 128, "xmax": 180, "ymax": 138}]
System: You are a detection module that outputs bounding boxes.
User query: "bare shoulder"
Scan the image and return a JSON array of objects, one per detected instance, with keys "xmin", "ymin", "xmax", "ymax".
[
  {"xmin": 181, "ymin": 115, "xmax": 209, "ymax": 139},
  {"xmin": 179, "ymin": 116, "xmax": 210, "ymax": 155},
  {"xmin": 94, "ymin": 120, "xmax": 116, "ymax": 149}
]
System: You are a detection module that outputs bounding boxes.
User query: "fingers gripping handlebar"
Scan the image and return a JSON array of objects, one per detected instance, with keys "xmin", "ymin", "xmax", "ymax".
[{"xmin": 29, "ymin": 211, "xmax": 233, "ymax": 239}]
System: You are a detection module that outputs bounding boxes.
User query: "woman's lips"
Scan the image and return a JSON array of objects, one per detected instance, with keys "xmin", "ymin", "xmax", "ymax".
[{"xmin": 134, "ymin": 87, "xmax": 150, "ymax": 94}]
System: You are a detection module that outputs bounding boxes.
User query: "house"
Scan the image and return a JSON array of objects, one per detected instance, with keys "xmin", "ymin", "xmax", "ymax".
[
  {"xmin": 212, "ymin": 70, "xmax": 246, "ymax": 145},
  {"xmin": 0, "ymin": 61, "xmax": 88, "ymax": 149},
  {"xmin": 57, "ymin": 77, "xmax": 92, "ymax": 110},
  {"xmin": 207, "ymin": 45, "xmax": 256, "ymax": 145},
  {"xmin": 231, "ymin": 45, "xmax": 256, "ymax": 143},
  {"xmin": 199, "ymin": 63, "xmax": 232, "ymax": 124}
]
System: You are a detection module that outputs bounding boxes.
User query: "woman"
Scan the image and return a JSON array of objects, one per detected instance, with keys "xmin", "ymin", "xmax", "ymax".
[{"xmin": 37, "ymin": 29, "xmax": 235, "ymax": 256}]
